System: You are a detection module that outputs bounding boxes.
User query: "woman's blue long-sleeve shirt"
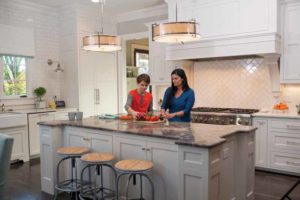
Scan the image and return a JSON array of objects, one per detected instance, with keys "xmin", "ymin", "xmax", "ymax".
[{"xmin": 161, "ymin": 87, "xmax": 195, "ymax": 122}]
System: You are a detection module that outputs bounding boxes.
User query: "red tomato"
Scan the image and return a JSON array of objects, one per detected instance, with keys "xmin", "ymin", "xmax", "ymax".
[
  {"xmin": 145, "ymin": 116, "xmax": 151, "ymax": 121},
  {"xmin": 150, "ymin": 116, "xmax": 159, "ymax": 121}
]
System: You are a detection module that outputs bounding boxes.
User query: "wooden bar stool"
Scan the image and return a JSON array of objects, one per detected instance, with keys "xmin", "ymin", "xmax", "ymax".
[
  {"xmin": 79, "ymin": 152, "xmax": 117, "ymax": 200},
  {"xmin": 53, "ymin": 146, "xmax": 90, "ymax": 200},
  {"xmin": 115, "ymin": 159, "xmax": 154, "ymax": 200}
]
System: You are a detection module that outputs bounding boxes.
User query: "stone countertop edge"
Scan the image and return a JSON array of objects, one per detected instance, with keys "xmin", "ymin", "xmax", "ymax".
[
  {"xmin": 252, "ymin": 112, "xmax": 300, "ymax": 119},
  {"xmin": 38, "ymin": 119, "xmax": 257, "ymax": 148},
  {"xmin": 16, "ymin": 107, "xmax": 77, "ymax": 114}
]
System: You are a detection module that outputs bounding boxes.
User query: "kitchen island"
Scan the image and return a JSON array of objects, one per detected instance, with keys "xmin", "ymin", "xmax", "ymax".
[{"xmin": 39, "ymin": 118, "xmax": 256, "ymax": 200}]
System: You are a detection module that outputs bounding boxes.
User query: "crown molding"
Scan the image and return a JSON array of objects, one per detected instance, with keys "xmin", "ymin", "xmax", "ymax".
[{"xmin": 115, "ymin": 4, "xmax": 168, "ymax": 23}]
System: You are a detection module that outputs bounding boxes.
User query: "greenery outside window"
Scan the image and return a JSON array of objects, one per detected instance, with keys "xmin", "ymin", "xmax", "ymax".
[{"xmin": 0, "ymin": 55, "xmax": 27, "ymax": 98}]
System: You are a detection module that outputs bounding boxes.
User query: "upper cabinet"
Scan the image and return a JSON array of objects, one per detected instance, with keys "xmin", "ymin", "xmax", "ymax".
[
  {"xmin": 165, "ymin": 0, "xmax": 281, "ymax": 60},
  {"xmin": 280, "ymin": 1, "xmax": 300, "ymax": 83}
]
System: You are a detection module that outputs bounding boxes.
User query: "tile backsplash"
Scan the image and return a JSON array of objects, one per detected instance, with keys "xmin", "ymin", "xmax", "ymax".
[{"xmin": 193, "ymin": 58, "xmax": 300, "ymax": 112}]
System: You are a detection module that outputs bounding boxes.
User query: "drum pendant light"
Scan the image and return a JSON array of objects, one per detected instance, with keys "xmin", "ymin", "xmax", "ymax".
[
  {"xmin": 152, "ymin": 4, "xmax": 200, "ymax": 43},
  {"xmin": 83, "ymin": 0, "xmax": 121, "ymax": 52}
]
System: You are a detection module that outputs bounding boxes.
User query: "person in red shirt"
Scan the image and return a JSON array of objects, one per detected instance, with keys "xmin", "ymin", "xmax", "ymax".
[{"xmin": 125, "ymin": 74, "xmax": 153, "ymax": 119}]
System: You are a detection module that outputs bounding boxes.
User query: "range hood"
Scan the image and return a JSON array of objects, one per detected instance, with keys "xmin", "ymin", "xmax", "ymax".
[{"xmin": 165, "ymin": 33, "xmax": 281, "ymax": 61}]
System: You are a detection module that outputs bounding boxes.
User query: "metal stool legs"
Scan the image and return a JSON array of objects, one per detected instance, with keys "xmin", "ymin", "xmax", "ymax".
[
  {"xmin": 116, "ymin": 172, "xmax": 154, "ymax": 200},
  {"xmin": 53, "ymin": 156, "xmax": 81, "ymax": 200},
  {"xmin": 79, "ymin": 163, "xmax": 117, "ymax": 200}
]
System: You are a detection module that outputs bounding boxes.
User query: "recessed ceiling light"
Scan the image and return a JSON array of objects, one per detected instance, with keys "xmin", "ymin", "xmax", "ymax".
[{"xmin": 91, "ymin": 0, "xmax": 105, "ymax": 3}]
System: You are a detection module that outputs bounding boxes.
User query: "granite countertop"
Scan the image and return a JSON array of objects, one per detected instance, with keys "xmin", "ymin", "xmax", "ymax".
[
  {"xmin": 39, "ymin": 118, "xmax": 256, "ymax": 148},
  {"xmin": 15, "ymin": 107, "xmax": 77, "ymax": 114},
  {"xmin": 252, "ymin": 111, "xmax": 300, "ymax": 119}
]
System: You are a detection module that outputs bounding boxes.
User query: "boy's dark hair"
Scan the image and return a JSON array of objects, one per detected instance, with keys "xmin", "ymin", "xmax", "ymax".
[{"xmin": 137, "ymin": 74, "xmax": 151, "ymax": 84}]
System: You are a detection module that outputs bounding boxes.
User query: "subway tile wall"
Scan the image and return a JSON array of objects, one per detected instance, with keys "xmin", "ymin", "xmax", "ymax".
[{"xmin": 0, "ymin": 0, "xmax": 61, "ymax": 109}]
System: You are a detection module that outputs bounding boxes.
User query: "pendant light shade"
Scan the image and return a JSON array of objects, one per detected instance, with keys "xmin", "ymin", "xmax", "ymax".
[
  {"xmin": 83, "ymin": 34, "xmax": 121, "ymax": 52},
  {"xmin": 152, "ymin": 3, "xmax": 200, "ymax": 44},
  {"xmin": 83, "ymin": 0, "xmax": 121, "ymax": 52},
  {"xmin": 152, "ymin": 21, "xmax": 200, "ymax": 43}
]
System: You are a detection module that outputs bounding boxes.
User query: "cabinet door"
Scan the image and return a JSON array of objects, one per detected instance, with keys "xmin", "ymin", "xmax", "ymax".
[
  {"xmin": 28, "ymin": 114, "xmax": 41, "ymax": 156},
  {"xmin": 4, "ymin": 127, "xmax": 29, "ymax": 161},
  {"xmin": 29, "ymin": 113, "xmax": 55, "ymax": 156},
  {"xmin": 146, "ymin": 141, "xmax": 179, "ymax": 200},
  {"xmin": 114, "ymin": 136, "xmax": 147, "ymax": 160},
  {"xmin": 64, "ymin": 128, "xmax": 88, "ymax": 147},
  {"xmin": 89, "ymin": 131, "xmax": 114, "ymax": 189},
  {"xmin": 114, "ymin": 136, "xmax": 147, "ymax": 197},
  {"xmin": 54, "ymin": 111, "xmax": 69, "ymax": 120},
  {"xmin": 149, "ymin": 29, "xmax": 173, "ymax": 84},
  {"xmin": 281, "ymin": 3, "xmax": 300, "ymax": 82},
  {"xmin": 253, "ymin": 119, "xmax": 268, "ymax": 167}
]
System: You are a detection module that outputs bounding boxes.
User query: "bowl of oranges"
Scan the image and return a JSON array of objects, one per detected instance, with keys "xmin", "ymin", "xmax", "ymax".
[{"xmin": 273, "ymin": 102, "xmax": 289, "ymax": 113}]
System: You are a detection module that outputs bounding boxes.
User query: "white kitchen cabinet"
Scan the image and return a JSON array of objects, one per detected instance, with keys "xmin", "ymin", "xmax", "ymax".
[
  {"xmin": 78, "ymin": 40, "xmax": 118, "ymax": 117},
  {"xmin": 114, "ymin": 136, "xmax": 179, "ymax": 200},
  {"xmin": 2, "ymin": 127, "xmax": 29, "ymax": 162},
  {"xmin": 29, "ymin": 112, "xmax": 55, "ymax": 156},
  {"xmin": 148, "ymin": 27, "xmax": 174, "ymax": 84},
  {"xmin": 253, "ymin": 118, "xmax": 268, "ymax": 168},
  {"xmin": 165, "ymin": 0, "xmax": 280, "ymax": 60},
  {"xmin": 281, "ymin": 1, "xmax": 300, "ymax": 83},
  {"xmin": 253, "ymin": 116, "xmax": 300, "ymax": 175},
  {"xmin": 146, "ymin": 141, "xmax": 179, "ymax": 200}
]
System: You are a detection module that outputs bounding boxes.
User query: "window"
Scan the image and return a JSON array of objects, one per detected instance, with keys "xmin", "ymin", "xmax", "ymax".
[
  {"xmin": 0, "ymin": 55, "xmax": 27, "ymax": 97},
  {"xmin": 134, "ymin": 49, "xmax": 149, "ymax": 74}
]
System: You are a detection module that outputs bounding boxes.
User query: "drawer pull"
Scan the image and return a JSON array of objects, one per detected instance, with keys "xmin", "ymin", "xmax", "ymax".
[
  {"xmin": 286, "ymin": 161, "xmax": 300, "ymax": 166},
  {"xmin": 286, "ymin": 125, "xmax": 300, "ymax": 130},
  {"xmin": 82, "ymin": 138, "xmax": 90, "ymax": 141},
  {"xmin": 258, "ymin": 121, "xmax": 265, "ymax": 125},
  {"xmin": 286, "ymin": 141, "xmax": 300, "ymax": 146}
]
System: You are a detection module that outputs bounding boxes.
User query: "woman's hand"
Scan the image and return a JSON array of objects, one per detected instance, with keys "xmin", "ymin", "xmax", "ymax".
[{"xmin": 165, "ymin": 112, "xmax": 176, "ymax": 119}]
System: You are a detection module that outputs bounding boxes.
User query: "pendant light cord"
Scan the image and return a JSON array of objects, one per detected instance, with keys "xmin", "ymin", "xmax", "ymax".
[
  {"xmin": 99, "ymin": 0, "xmax": 105, "ymax": 34},
  {"xmin": 176, "ymin": 3, "xmax": 178, "ymax": 22}
]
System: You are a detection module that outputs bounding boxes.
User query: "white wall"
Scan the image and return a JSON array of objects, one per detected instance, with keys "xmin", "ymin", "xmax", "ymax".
[{"xmin": 0, "ymin": 0, "xmax": 61, "ymax": 109}]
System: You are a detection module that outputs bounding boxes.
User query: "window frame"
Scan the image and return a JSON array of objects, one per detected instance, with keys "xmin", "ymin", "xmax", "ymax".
[{"xmin": 0, "ymin": 55, "xmax": 29, "ymax": 99}]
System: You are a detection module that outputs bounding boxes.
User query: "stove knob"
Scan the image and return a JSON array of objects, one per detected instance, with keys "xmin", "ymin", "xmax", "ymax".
[{"xmin": 237, "ymin": 119, "xmax": 242, "ymax": 125}]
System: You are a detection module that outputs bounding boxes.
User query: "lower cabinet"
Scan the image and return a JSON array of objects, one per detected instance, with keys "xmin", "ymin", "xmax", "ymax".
[
  {"xmin": 114, "ymin": 136, "xmax": 179, "ymax": 200},
  {"xmin": 252, "ymin": 119, "xmax": 268, "ymax": 168},
  {"xmin": 29, "ymin": 112, "xmax": 55, "ymax": 156},
  {"xmin": 253, "ymin": 116, "xmax": 300, "ymax": 175},
  {"xmin": 29, "ymin": 110, "xmax": 76, "ymax": 157},
  {"xmin": 1, "ymin": 126, "xmax": 29, "ymax": 162}
]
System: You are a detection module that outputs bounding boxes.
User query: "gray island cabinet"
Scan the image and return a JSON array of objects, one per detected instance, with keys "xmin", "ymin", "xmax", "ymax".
[{"xmin": 39, "ymin": 118, "xmax": 256, "ymax": 200}]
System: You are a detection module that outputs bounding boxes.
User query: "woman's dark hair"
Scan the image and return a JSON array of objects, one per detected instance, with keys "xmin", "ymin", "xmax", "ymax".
[
  {"xmin": 137, "ymin": 73, "xmax": 150, "ymax": 84},
  {"xmin": 166, "ymin": 68, "xmax": 190, "ymax": 109}
]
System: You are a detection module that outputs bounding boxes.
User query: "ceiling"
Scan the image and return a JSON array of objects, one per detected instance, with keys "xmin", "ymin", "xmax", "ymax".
[{"xmin": 24, "ymin": 0, "xmax": 165, "ymax": 14}]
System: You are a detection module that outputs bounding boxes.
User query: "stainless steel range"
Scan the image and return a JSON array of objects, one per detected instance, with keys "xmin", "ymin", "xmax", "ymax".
[{"xmin": 191, "ymin": 107, "xmax": 259, "ymax": 126}]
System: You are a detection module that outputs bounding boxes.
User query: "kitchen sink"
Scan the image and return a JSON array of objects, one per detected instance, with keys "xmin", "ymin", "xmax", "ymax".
[{"xmin": 0, "ymin": 112, "xmax": 27, "ymax": 129}]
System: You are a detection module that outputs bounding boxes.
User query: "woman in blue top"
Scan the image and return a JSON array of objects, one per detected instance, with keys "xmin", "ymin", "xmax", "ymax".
[{"xmin": 161, "ymin": 68, "xmax": 195, "ymax": 122}]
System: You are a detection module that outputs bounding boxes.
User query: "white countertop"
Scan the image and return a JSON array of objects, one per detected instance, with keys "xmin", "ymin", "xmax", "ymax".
[
  {"xmin": 14, "ymin": 107, "xmax": 77, "ymax": 114},
  {"xmin": 252, "ymin": 111, "xmax": 300, "ymax": 119}
]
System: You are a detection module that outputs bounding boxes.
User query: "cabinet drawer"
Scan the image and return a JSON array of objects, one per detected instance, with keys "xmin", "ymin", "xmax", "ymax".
[
  {"xmin": 270, "ymin": 119, "xmax": 300, "ymax": 131},
  {"xmin": 270, "ymin": 131, "xmax": 300, "ymax": 151},
  {"xmin": 270, "ymin": 151, "xmax": 300, "ymax": 174}
]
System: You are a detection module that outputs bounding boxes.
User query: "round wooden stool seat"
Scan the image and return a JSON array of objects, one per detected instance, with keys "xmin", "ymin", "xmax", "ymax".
[
  {"xmin": 115, "ymin": 159, "xmax": 153, "ymax": 172},
  {"xmin": 81, "ymin": 152, "xmax": 115, "ymax": 163},
  {"xmin": 57, "ymin": 146, "xmax": 89, "ymax": 156}
]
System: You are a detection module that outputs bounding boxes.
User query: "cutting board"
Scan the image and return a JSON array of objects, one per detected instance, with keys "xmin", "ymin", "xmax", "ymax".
[{"xmin": 132, "ymin": 120, "xmax": 166, "ymax": 124}]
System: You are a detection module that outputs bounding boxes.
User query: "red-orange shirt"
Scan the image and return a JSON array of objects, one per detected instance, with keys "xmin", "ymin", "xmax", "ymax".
[{"xmin": 125, "ymin": 89, "xmax": 153, "ymax": 113}]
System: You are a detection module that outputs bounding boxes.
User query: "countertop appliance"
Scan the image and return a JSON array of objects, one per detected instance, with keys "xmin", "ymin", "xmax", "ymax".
[
  {"xmin": 55, "ymin": 101, "xmax": 66, "ymax": 108},
  {"xmin": 191, "ymin": 107, "xmax": 259, "ymax": 125}
]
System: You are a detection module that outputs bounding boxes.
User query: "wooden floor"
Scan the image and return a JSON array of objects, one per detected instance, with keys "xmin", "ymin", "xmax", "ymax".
[{"xmin": 3, "ymin": 159, "xmax": 300, "ymax": 200}]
